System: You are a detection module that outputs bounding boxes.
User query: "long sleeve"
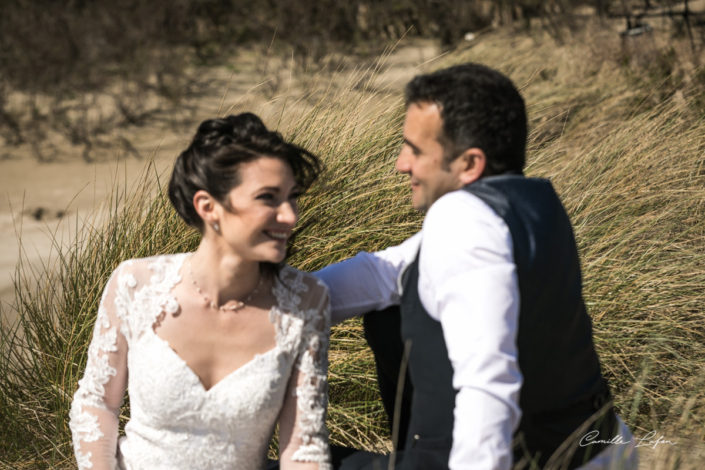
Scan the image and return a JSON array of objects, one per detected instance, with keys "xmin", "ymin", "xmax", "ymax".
[
  {"xmin": 69, "ymin": 266, "xmax": 129, "ymax": 470},
  {"xmin": 314, "ymin": 232, "xmax": 421, "ymax": 324},
  {"xmin": 419, "ymin": 191, "xmax": 522, "ymax": 470},
  {"xmin": 278, "ymin": 278, "xmax": 332, "ymax": 470}
]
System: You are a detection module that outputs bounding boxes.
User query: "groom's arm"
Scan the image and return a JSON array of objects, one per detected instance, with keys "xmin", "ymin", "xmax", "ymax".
[
  {"xmin": 314, "ymin": 232, "xmax": 421, "ymax": 325},
  {"xmin": 421, "ymin": 192, "xmax": 522, "ymax": 470}
]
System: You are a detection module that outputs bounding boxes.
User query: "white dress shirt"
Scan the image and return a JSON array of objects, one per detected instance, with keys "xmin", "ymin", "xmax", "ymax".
[
  {"xmin": 316, "ymin": 189, "xmax": 522, "ymax": 469},
  {"xmin": 315, "ymin": 188, "xmax": 637, "ymax": 470}
]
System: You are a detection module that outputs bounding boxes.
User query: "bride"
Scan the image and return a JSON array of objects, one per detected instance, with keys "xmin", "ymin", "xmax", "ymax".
[{"xmin": 69, "ymin": 113, "xmax": 331, "ymax": 469}]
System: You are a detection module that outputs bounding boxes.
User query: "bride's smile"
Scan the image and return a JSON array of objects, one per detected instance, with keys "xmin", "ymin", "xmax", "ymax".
[{"xmin": 207, "ymin": 156, "xmax": 300, "ymax": 265}]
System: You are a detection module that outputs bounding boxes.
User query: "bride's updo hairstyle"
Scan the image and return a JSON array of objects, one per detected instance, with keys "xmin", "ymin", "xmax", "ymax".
[{"xmin": 168, "ymin": 113, "xmax": 321, "ymax": 232}]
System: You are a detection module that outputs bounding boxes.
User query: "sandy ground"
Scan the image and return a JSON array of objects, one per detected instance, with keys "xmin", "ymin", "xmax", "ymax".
[
  {"xmin": 0, "ymin": 155, "xmax": 175, "ymax": 312},
  {"xmin": 0, "ymin": 41, "xmax": 441, "ymax": 327}
]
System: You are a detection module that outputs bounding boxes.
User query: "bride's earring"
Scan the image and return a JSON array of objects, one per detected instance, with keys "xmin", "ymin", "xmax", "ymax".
[{"xmin": 212, "ymin": 222, "xmax": 220, "ymax": 233}]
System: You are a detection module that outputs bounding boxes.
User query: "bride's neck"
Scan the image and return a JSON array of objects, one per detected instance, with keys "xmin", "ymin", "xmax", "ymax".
[{"xmin": 189, "ymin": 242, "xmax": 261, "ymax": 305}]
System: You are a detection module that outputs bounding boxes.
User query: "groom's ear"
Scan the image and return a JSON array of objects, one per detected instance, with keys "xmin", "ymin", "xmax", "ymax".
[{"xmin": 455, "ymin": 147, "xmax": 486, "ymax": 185}]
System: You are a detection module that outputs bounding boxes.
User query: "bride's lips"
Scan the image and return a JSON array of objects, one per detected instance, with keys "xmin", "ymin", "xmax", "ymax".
[{"xmin": 263, "ymin": 230, "xmax": 290, "ymax": 241}]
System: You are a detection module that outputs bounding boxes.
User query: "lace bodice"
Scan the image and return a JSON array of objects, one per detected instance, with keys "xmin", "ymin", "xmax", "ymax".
[{"xmin": 69, "ymin": 254, "xmax": 331, "ymax": 470}]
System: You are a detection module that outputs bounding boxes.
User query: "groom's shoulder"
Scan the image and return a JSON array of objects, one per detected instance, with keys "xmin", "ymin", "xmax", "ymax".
[{"xmin": 425, "ymin": 189, "xmax": 501, "ymax": 231}]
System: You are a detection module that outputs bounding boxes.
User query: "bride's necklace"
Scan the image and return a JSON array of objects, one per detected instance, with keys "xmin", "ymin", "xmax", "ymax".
[{"xmin": 188, "ymin": 256, "xmax": 262, "ymax": 312}]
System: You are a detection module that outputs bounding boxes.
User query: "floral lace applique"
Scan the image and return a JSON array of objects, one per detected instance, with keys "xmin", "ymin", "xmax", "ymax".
[
  {"xmin": 69, "ymin": 272, "xmax": 123, "ymax": 470},
  {"xmin": 69, "ymin": 255, "xmax": 332, "ymax": 470}
]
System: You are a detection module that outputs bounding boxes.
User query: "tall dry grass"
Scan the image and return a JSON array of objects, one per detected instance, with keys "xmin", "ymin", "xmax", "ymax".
[{"xmin": 1, "ymin": 23, "xmax": 704, "ymax": 468}]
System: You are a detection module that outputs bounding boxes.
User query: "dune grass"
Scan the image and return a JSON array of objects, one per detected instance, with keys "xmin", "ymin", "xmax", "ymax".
[{"xmin": 1, "ymin": 24, "xmax": 705, "ymax": 468}]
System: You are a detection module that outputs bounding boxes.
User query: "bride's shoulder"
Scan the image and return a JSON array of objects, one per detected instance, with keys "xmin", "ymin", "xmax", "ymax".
[
  {"xmin": 277, "ymin": 264, "xmax": 329, "ymax": 298},
  {"xmin": 110, "ymin": 253, "xmax": 189, "ymax": 287},
  {"xmin": 274, "ymin": 266, "xmax": 330, "ymax": 320}
]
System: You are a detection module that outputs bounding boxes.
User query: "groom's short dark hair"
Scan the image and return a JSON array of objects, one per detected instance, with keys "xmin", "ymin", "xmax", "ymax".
[{"xmin": 405, "ymin": 63, "xmax": 527, "ymax": 176}]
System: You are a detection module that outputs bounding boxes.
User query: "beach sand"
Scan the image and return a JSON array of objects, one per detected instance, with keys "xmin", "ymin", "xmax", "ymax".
[{"xmin": 0, "ymin": 153, "xmax": 176, "ymax": 326}]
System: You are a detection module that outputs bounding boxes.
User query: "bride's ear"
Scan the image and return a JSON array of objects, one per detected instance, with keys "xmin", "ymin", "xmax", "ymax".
[{"xmin": 193, "ymin": 190, "xmax": 219, "ymax": 227}]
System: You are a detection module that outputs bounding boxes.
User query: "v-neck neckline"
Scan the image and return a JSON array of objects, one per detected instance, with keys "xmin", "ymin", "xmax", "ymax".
[
  {"xmin": 145, "ymin": 253, "xmax": 284, "ymax": 393},
  {"xmin": 149, "ymin": 331, "xmax": 279, "ymax": 393}
]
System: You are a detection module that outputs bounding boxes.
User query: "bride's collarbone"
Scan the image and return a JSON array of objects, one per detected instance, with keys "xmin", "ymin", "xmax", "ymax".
[
  {"xmin": 151, "ymin": 298, "xmax": 278, "ymax": 386},
  {"xmin": 156, "ymin": 302, "xmax": 276, "ymax": 346}
]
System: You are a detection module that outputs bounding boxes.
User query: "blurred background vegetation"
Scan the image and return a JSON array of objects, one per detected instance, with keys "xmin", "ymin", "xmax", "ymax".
[
  {"xmin": 5, "ymin": 0, "xmax": 703, "ymax": 93},
  {"xmin": 3, "ymin": 0, "xmax": 705, "ymax": 161},
  {"xmin": 1, "ymin": 0, "xmax": 705, "ymax": 468}
]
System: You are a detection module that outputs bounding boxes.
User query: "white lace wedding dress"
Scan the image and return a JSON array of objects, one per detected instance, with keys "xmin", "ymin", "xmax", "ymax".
[{"xmin": 69, "ymin": 253, "xmax": 331, "ymax": 470}]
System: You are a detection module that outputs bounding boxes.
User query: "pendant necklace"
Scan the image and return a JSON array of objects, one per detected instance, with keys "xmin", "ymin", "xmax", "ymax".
[{"xmin": 188, "ymin": 256, "xmax": 262, "ymax": 312}]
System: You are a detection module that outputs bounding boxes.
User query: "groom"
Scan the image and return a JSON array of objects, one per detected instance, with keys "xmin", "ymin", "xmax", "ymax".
[{"xmin": 316, "ymin": 63, "xmax": 637, "ymax": 469}]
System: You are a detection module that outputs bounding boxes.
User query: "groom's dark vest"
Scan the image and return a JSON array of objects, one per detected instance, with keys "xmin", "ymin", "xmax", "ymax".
[{"xmin": 397, "ymin": 175, "xmax": 617, "ymax": 469}]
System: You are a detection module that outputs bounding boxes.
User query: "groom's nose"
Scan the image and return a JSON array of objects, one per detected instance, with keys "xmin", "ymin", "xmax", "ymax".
[{"xmin": 396, "ymin": 146, "xmax": 412, "ymax": 174}]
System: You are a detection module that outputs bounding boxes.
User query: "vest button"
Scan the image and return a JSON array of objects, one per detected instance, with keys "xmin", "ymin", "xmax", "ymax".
[{"xmin": 413, "ymin": 434, "xmax": 420, "ymax": 440}]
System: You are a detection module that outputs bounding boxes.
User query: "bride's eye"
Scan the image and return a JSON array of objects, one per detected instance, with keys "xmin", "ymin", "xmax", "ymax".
[{"xmin": 256, "ymin": 192, "xmax": 276, "ymax": 202}]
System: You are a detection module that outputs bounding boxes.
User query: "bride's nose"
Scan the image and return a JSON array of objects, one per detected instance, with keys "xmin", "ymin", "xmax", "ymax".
[{"xmin": 276, "ymin": 201, "xmax": 297, "ymax": 226}]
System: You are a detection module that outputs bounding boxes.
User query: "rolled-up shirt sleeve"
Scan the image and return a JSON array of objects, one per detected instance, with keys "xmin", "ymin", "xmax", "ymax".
[
  {"xmin": 419, "ymin": 191, "xmax": 522, "ymax": 470},
  {"xmin": 314, "ymin": 232, "xmax": 421, "ymax": 325}
]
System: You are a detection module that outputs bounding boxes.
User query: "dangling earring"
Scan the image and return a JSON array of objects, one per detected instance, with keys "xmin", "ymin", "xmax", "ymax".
[{"xmin": 212, "ymin": 222, "xmax": 220, "ymax": 233}]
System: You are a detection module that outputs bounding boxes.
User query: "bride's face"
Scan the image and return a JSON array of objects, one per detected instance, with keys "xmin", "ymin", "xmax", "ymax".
[{"xmin": 217, "ymin": 156, "xmax": 299, "ymax": 264}]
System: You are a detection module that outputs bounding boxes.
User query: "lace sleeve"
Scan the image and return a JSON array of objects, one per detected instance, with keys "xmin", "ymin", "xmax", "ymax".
[
  {"xmin": 278, "ymin": 278, "xmax": 332, "ymax": 470},
  {"xmin": 69, "ymin": 264, "xmax": 130, "ymax": 470}
]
